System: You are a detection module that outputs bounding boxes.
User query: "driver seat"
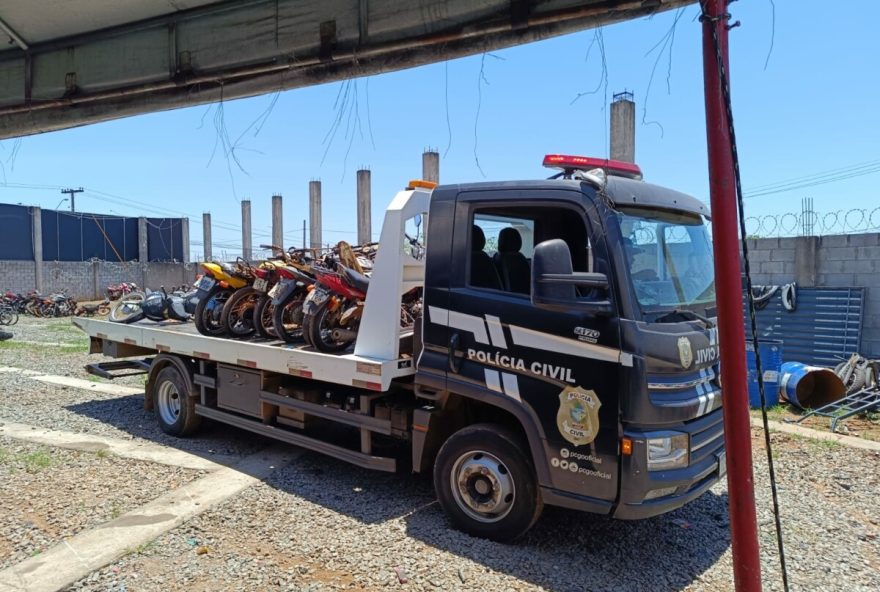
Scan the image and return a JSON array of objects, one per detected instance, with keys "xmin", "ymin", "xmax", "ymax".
[{"xmin": 494, "ymin": 227, "xmax": 531, "ymax": 294}]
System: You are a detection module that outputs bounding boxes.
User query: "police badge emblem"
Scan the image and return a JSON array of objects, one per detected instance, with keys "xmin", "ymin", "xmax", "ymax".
[
  {"xmin": 557, "ymin": 386, "xmax": 601, "ymax": 447},
  {"xmin": 677, "ymin": 336, "xmax": 693, "ymax": 369}
]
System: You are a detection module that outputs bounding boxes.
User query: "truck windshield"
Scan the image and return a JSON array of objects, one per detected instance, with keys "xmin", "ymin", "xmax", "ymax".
[{"xmin": 616, "ymin": 206, "xmax": 716, "ymax": 314}]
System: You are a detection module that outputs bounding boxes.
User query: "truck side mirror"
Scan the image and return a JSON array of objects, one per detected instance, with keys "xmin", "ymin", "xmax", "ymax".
[{"xmin": 531, "ymin": 239, "xmax": 613, "ymax": 315}]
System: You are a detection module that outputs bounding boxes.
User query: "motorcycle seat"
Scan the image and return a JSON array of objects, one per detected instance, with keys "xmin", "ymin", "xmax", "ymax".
[{"xmin": 340, "ymin": 266, "xmax": 370, "ymax": 294}]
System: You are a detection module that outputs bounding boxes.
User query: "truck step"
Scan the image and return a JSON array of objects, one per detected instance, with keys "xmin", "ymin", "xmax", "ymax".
[
  {"xmin": 85, "ymin": 359, "xmax": 152, "ymax": 380},
  {"xmin": 195, "ymin": 404, "xmax": 397, "ymax": 472}
]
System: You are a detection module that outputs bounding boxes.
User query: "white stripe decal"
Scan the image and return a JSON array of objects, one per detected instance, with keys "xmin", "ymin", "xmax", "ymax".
[
  {"xmin": 485, "ymin": 369, "xmax": 502, "ymax": 393},
  {"xmin": 448, "ymin": 311, "xmax": 489, "ymax": 344},
  {"xmin": 509, "ymin": 324, "xmax": 629, "ymax": 366},
  {"xmin": 428, "ymin": 306, "xmax": 448, "ymax": 325},
  {"xmin": 430, "ymin": 306, "xmax": 490, "ymax": 344},
  {"xmin": 697, "ymin": 394, "xmax": 708, "ymax": 416},
  {"xmin": 696, "ymin": 368, "xmax": 707, "ymax": 396},
  {"xmin": 485, "ymin": 315, "xmax": 508, "ymax": 349},
  {"xmin": 706, "ymin": 390, "xmax": 716, "ymax": 412},
  {"xmin": 501, "ymin": 372, "xmax": 521, "ymax": 402}
]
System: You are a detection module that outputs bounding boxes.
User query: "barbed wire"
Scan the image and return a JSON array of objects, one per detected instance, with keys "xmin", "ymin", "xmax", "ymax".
[{"xmin": 743, "ymin": 207, "xmax": 880, "ymax": 238}]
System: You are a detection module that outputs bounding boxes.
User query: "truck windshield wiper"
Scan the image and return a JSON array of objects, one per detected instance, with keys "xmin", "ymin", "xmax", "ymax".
[{"xmin": 654, "ymin": 309, "xmax": 716, "ymax": 329}]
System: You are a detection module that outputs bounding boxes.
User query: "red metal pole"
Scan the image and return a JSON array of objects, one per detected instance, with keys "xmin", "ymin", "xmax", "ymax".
[{"xmin": 700, "ymin": 2, "xmax": 763, "ymax": 591}]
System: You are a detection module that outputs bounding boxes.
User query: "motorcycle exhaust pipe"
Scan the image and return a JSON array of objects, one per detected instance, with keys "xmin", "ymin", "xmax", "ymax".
[{"xmin": 330, "ymin": 328, "xmax": 359, "ymax": 342}]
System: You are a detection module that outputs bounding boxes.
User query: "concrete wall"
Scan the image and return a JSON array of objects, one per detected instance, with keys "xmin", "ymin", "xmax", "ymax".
[
  {"xmin": 746, "ymin": 233, "xmax": 880, "ymax": 356},
  {"xmin": 1, "ymin": 260, "xmax": 198, "ymax": 300}
]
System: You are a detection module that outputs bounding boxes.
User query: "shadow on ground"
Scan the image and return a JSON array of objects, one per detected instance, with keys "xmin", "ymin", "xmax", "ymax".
[{"xmin": 68, "ymin": 395, "xmax": 730, "ymax": 591}]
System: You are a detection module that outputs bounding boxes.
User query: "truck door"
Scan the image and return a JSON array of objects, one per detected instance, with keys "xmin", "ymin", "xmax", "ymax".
[{"xmin": 438, "ymin": 190, "xmax": 623, "ymax": 504}]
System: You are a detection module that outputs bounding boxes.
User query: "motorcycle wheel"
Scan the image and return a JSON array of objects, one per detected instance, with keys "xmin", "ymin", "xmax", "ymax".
[
  {"xmin": 272, "ymin": 290, "xmax": 307, "ymax": 344},
  {"xmin": 194, "ymin": 286, "xmax": 232, "ymax": 336},
  {"xmin": 109, "ymin": 292, "xmax": 146, "ymax": 324},
  {"xmin": 0, "ymin": 309, "xmax": 15, "ymax": 325},
  {"xmin": 221, "ymin": 287, "xmax": 260, "ymax": 338},
  {"xmin": 303, "ymin": 299, "xmax": 354, "ymax": 352},
  {"xmin": 253, "ymin": 296, "xmax": 277, "ymax": 339}
]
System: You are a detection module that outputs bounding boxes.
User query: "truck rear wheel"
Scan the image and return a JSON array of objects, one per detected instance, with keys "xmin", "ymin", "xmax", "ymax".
[
  {"xmin": 152, "ymin": 366, "xmax": 201, "ymax": 436},
  {"xmin": 434, "ymin": 423, "xmax": 542, "ymax": 542}
]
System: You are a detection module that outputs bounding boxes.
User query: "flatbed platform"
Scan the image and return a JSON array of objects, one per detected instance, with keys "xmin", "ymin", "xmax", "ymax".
[{"xmin": 72, "ymin": 317, "xmax": 416, "ymax": 392}]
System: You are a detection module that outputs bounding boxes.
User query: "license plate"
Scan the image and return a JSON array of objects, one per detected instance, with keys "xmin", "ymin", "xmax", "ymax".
[
  {"xmin": 253, "ymin": 278, "xmax": 268, "ymax": 292},
  {"xmin": 268, "ymin": 281, "xmax": 284, "ymax": 299},
  {"xmin": 309, "ymin": 288, "xmax": 329, "ymax": 305},
  {"xmin": 716, "ymin": 451, "xmax": 727, "ymax": 478},
  {"xmin": 198, "ymin": 277, "xmax": 215, "ymax": 291}
]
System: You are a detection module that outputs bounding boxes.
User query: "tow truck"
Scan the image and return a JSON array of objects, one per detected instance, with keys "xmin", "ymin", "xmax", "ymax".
[{"xmin": 75, "ymin": 154, "xmax": 723, "ymax": 541}]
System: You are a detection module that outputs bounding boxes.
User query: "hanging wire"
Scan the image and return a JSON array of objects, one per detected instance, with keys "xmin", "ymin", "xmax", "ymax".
[{"xmin": 699, "ymin": 3, "xmax": 790, "ymax": 590}]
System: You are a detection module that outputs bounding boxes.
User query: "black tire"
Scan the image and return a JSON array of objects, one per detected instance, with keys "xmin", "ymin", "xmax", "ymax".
[
  {"xmin": 152, "ymin": 365, "xmax": 201, "ymax": 436},
  {"xmin": 194, "ymin": 286, "xmax": 232, "ymax": 336},
  {"xmin": 434, "ymin": 423, "xmax": 543, "ymax": 542},
  {"xmin": 109, "ymin": 292, "xmax": 146, "ymax": 324},
  {"xmin": 221, "ymin": 286, "xmax": 260, "ymax": 338},
  {"xmin": 272, "ymin": 290, "xmax": 307, "ymax": 344},
  {"xmin": 834, "ymin": 361, "xmax": 868, "ymax": 395},
  {"xmin": 303, "ymin": 299, "xmax": 352, "ymax": 352},
  {"xmin": 253, "ymin": 295, "xmax": 277, "ymax": 339}
]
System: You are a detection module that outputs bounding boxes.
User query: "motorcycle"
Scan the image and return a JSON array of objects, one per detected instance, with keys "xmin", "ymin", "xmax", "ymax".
[
  {"xmin": 107, "ymin": 282, "xmax": 138, "ymax": 301},
  {"xmin": 193, "ymin": 260, "xmax": 250, "ymax": 336},
  {"xmin": 301, "ymin": 265, "xmax": 368, "ymax": 352},
  {"xmin": 109, "ymin": 288, "xmax": 189, "ymax": 323},
  {"xmin": 75, "ymin": 299, "xmax": 111, "ymax": 317},
  {"xmin": 269, "ymin": 264, "xmax": 315, "ymax": 343},
  {"xmin": 301, "ymin": 234, "xmax": 423, "ymax": 352}
]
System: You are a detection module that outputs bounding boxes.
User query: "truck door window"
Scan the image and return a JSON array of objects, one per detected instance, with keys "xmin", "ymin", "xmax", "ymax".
[{"xmin": 469, "ymin": 207, "xmax": 592, "ymax": 297}]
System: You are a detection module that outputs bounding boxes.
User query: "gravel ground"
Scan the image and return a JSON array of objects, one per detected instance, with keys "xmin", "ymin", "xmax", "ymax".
[
  {"xmin": 0, "ymin": 316, "xmax": 268, "ymax": 458},
  {"xmin": 65, "ymin": 431, "xmax": 880, "ymax": 592},
  {"xmin": 0, "ymin": 436, "xmax": 203, "ymax": 570},
  {"xmin": 3, "ymin": 317, "xmax": 879, "ymax": 591}
]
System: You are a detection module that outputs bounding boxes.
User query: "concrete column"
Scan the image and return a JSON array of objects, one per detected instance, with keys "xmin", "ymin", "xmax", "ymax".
[
  {"xmin": 309, "ymin": 181, "xmax": 322, "ymax": 250},
  {"xmin": 92, "ymin": 261, "xmax": 101, "ymax": 300},
  {"xmin": 241, "ymin": 199, "xmax": 252, "ymax": 260},
  {"xmin": 610, "ymin": 92, "xmax": 636, "ymax": 164},
  {"xmin": 422, "ymin": 150, "xmax": 440, "ymax": 183},
  {"xmin": 202, "ymin": 212, "xmax": 212, "ymax": 261},
  {"xmin": 32, "ymin": 207, "xmax": 43, "ymax": 292},
  {"xmin": 180, "ymin": 217, "xmax": 190, "ymax": 263},
  {"xmin": 356, "ymin": 169, "xmax": 372, "ymax": 245},
  {"xmin": 794, "ymin": 236, "xmax": 818, "ymax": 287},
  {"xmin": 272, "ymin": 194, "xmax": 283, "ymax": 249},
  {"xmin": 138, "ymin": 217, "xmax": 149, "ymax": 263}
]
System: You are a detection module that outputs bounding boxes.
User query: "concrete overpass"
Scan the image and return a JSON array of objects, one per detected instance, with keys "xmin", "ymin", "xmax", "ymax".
[{"xmin": 0, "ymin": 0, "xmax": 691, "ymax": 139}]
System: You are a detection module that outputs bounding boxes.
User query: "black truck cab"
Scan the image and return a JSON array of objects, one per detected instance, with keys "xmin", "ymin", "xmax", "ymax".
[{"xmin": 416, "ymin": 157, "xmax": 723, "ymax": 540}]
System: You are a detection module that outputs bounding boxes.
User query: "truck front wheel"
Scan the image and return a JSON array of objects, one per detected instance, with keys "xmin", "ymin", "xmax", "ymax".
[
  {"xmin": 152, "ymin": 366, "xmax": 201, "ymax": 436},
  {"xmin": 434, "ymin": 423, "xmax": 543, "ymax": 542}
]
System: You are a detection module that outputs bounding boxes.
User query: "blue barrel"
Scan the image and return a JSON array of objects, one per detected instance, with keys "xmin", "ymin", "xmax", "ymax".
[
  {"xmin": 778, "ymin": 362, "xmax": 845, "ymax": 409},
  {"xmin": 746, "ymin": 340, "xmax": 783, "ymax": 408}
]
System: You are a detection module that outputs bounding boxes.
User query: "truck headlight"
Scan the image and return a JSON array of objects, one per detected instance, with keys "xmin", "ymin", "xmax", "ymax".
[{"xmin": 647, "ymin": 433, "xmax": 689, "ymax": 471}]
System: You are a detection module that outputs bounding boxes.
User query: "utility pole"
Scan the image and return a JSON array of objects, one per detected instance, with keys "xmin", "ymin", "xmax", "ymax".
[{"xmin": 60, "ymin": 187, "xmax": 83, "ymax": 212}]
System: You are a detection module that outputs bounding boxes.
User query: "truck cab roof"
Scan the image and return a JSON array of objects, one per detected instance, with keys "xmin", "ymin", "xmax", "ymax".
[{"xmin": 433, "ymin": 177, "xmax": 710, "ymax": 219}]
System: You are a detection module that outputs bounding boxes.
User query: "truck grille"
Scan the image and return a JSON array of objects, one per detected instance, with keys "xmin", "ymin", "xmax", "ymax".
[{"xmin": 687, "ymin": 407, "xmax": 725, "ymax": 467}]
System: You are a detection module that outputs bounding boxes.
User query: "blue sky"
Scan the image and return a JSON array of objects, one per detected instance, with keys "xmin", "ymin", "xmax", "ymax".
[{"xmin": 1, "ymin": 0, "xmax": 877, "ymax": 258}]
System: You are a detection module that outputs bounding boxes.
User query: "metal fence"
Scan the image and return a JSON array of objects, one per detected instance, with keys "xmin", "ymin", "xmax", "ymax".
[
  {"xmin": 0, "ymin": 203, "xmax": 184, "ymax": 262},
  {"xmin": 744, "ymin": 287, "xmax": 864, "ymax": 367}
]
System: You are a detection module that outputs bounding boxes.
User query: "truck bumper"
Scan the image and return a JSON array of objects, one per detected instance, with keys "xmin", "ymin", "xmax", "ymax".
[{"xmin": 614, "ymin": 408, "xmax": 725, "ymax": 519}]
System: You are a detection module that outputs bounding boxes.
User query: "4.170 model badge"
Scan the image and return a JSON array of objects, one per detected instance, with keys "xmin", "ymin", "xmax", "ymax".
[{"xmin": 557, "ymin": 386, "xmax": 601, "ymax": 446}]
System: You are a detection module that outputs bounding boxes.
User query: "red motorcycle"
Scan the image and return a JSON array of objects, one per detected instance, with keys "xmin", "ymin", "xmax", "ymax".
[
  {"xmin": 301, "ymin": 265, "xmax": 368, "ymax": 352},
  {"xmin": 301, "ymin": 264, "xmax": 421, "ymax": 353},
  {"xmin": 106, "ymin": 282, "xmax": 138, "ymax": 301}
]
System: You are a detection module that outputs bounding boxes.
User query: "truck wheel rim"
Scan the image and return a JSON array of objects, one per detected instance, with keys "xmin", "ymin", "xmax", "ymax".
[
  {"xmin": 450, "ymin": 450, "xmax": 515, "ymax": 523},
  {"xmin": 157, "ymin": 381, "xmax": 182, "ymax": 425}
]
